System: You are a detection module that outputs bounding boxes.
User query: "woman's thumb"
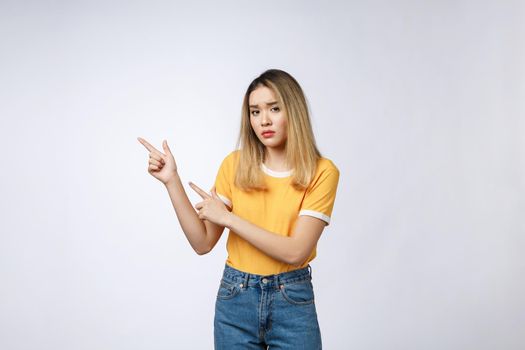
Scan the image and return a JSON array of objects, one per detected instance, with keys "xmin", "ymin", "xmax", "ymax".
[{"xmin": 162, "ymin": 139, "xmax": 171, "ymax": 154}]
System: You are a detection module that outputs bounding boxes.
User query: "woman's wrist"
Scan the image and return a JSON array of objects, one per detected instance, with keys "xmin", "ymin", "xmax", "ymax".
[
  {"xmin": 222, "ymin": 211, "xmax": 235, "ymax": 229},
  {"xmin": 164, "ymin": 172, "xmax": 180, "ymax": 187}
]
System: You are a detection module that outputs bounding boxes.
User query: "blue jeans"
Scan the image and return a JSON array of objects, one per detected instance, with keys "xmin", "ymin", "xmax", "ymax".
[{"xmin": 214, "ymin": 263, "xmax": 322, "ymax": 349}]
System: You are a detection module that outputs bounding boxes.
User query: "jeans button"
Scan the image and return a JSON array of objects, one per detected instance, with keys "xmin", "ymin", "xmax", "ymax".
[{"xmin": 262, "ymin": 278, "xmax": 268, "ymax": 284}]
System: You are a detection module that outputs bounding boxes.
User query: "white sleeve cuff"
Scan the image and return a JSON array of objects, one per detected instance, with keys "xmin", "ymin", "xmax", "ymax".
[
  {"xmin": 299, "ymin": 210, "xmax": 330, "ymax": 225},
  {"xmin": 217, "ymin": 193, "xmax": 232, "ymax": 208}
]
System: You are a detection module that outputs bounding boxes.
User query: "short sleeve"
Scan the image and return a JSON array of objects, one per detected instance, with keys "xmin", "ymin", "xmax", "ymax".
[
  {"xmin": 299, "ymin": 164, "xmax": 340, "ymax": 225},
  {"xmin": 214, "ymin": 152, "xmax": 234, "ymax": 209}
]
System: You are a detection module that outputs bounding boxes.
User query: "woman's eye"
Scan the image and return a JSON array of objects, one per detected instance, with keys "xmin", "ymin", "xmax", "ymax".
[
  {"xmin": 251, "ymin": 110, "xmax": 259, "ymax": 116},
  {"xmin": 271, "ymin": 107, "xmax": 280, "ymax": 112}
]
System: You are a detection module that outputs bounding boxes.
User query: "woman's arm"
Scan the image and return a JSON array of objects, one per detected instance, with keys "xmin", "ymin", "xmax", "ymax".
[
  {"xmin": 165, "ymin": 175, "xmax": 225, "ymax": 255},
  {"xmin": 226, "ymin": 214, "xmax": 326, "ymax": 266},
  {"xmin": 190, "ymin": 183, "xmax": 326, "ymax": 266},
  {"xmin": 138, "ymin": 137, "xmax": 224, "ymax": 255}
]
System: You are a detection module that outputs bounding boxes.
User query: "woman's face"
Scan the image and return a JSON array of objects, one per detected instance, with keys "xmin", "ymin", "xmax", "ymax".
[{"xmin": 248, "ymin": 85, "xmax": 288, "ymax": 150}]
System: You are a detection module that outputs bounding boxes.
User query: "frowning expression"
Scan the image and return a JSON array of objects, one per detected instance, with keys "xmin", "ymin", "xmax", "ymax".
[{"xmin": 249, "ymin": 85, "xmax": 288, "ymax": 150}]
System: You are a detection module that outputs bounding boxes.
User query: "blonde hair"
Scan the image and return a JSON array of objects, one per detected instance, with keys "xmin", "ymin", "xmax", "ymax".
[{"xmin": 235, "ymin": 69, "xmax": 321, "ymax": 191}]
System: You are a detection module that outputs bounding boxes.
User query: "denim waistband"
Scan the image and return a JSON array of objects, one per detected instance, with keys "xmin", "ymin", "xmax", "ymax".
[{"xmin": 221, "ymin": 263, "xmax": 312, "ymax": 290}]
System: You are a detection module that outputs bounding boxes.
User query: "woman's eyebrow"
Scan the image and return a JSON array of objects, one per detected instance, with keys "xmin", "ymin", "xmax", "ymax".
[{"xmin": 249, "ymin": 101, "xmax": 279, "ymax": 108}]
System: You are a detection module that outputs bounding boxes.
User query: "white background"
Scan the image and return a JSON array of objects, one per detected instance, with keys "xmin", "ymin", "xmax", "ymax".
[{"xmin": 1, "ymin": 0, "xmax": 524, "ymax": 349}]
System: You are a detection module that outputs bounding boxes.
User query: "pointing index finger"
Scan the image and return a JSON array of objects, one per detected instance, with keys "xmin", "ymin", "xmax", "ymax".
[
  {"xmin": 189, "ymin": 182, "xmax": 211, "ymax": 199},
  {"xmin": 137, "ymin": 137, "xmax": 164, "ymax": 156}
]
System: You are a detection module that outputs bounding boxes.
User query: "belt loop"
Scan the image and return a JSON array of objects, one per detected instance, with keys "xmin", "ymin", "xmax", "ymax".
[
  {"xmin": 243, "ymin": 272, "xmax": 249, "ymax": 289},
  {"xmin": 275, "ymin": 273, "xmax": 281, "ymax": 290},
  {"xmin": 308, "ymin": 264, "xmax": 312, "ymax": 278}
]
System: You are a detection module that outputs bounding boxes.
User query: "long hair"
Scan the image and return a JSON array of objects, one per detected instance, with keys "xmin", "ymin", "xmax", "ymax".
[{"xmin": 235, "ymin": 69, "xmax": 321, "ymax": 191}]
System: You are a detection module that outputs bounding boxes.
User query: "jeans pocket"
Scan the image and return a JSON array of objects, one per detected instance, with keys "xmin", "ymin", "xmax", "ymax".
[
  {"xmin": 280, "ymin": 280, "xmax": 315, "ymax": 305},
  {"xmin": 216, "ymin": 279, "xmax": 240, "ymax": 300}
]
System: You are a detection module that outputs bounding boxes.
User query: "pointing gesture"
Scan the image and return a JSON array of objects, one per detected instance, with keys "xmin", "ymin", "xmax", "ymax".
[
  {"xmin": 137, "ymin": 137, "xmax": 178, "ymax": 185},
  {"xmin": 189, "ymin": 182, "xmax": 230, "ymax": 226},
  {"xmin": 188, "ymin": 182, "xmax": 214, "ymax": 199}
]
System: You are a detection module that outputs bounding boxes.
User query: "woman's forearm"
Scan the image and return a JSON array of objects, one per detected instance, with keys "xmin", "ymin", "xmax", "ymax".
[
  {"xmin": 164, "ymin": 173, "xmax": 209, "ymax": 254},
  {"xmin": 224, "ymin": 213, "xmax": 300, "ymax": 266}
]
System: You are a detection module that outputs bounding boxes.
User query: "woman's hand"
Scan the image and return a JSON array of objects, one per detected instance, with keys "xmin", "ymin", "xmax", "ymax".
[
  {"xmin": 189, "ymin": 182, "xmax": 231, "ymax": 227},
  {"xmin": 137, "ymin": 137, "xmax": 178, "ymax": 185}
]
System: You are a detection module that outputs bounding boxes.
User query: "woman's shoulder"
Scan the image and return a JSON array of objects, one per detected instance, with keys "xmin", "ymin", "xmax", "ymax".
[
  {"xmin": 317, "ymin": 156, "xmax": 339, "ymax": 174},
  {"xmin": 223, "ymin": 149, "xmax": 241, "ymax": 163},
  {"xmin": 218, "ymin": 149, "xmax": 241, "ymax": 169},
  {"xmin": 305, "ymin": 156, "xmax": 340, "ymax": 192}
]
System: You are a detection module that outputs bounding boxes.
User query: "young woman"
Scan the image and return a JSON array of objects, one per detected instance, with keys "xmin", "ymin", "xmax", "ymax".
[{"xmin": 138, "ymin": 69, "xmax": 339, "ymax": 349}]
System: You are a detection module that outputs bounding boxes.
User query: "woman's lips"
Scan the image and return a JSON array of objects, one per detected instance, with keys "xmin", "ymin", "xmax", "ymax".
[{"xmin": 262, "ymin": 131, "xmax": 275, "ymax": 138}]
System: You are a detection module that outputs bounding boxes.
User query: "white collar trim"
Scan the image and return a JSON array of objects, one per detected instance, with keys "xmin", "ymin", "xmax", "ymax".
[{"xmin": 261, "ymin": 163, "xmax": 293, "ymax": 178}]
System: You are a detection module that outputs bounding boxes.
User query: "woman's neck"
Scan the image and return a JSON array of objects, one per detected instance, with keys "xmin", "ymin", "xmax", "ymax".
[{"xmin": 264, "ymin": 147, "xmax": 290, "ymax": 171}]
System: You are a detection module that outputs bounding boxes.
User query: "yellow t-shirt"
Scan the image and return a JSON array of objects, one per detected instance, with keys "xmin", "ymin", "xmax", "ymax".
[{"xmin": 214, "ymin": 150, "xmax": 340, "ymax": 275}]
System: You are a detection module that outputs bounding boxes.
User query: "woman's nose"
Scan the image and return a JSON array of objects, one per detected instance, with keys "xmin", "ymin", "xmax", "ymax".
[{"xmin": 261, "ymin": 111, "xmax": 272, "ymax": 126}]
